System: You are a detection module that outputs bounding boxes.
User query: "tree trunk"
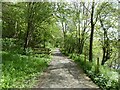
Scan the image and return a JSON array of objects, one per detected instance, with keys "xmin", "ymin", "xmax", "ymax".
[
  {"xmin": 78, "ymin": 3, "xmax": 81, "ymax": 53},
  {"xmin": 100, "ymin": 17, "xmax": 110, "ymax": 65},
  {"xmin": 62, "ymin": 21, "xmax": 66, "ymax": 48},
  {"xmin": 89, "ymin": 1, "xmax": 95, "ymax": 62},
  {"xmin": 101, "ymin": 47, "xmax": 106, "ymax": 65},
  {"xmin": 89, "ymin": 26, "xmax": 94, "ymax": 62},
  {"xmin": 24, "ymin": 2, "xmax": 34, "ymax": 51}
]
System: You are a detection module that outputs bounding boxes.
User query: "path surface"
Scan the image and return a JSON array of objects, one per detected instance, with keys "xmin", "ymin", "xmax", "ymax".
[{"xmin": 36, "ymin": 48, "xmax": 99, "ymax": 88}]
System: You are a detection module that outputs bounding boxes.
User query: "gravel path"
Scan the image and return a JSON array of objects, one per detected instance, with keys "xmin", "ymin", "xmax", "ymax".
[{"xmin": 36, "ymin": 48, "xmax": 99, "ymax": 89}]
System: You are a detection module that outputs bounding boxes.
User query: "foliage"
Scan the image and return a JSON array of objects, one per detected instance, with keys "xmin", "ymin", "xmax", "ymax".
[
  {"xmin": 62, "ymin": 50, "xmax": 119, "ymax": 90},
  {"xmin": 1, "ymin": 1, "xmax": 120, "ymax": 89},
  {"xmin": 2, "ymin": 38, "xmax": 24, "ymax": 54},
  {"xmin": 1, "ymin": 51, "xmax": 51, "ymax": 88}
]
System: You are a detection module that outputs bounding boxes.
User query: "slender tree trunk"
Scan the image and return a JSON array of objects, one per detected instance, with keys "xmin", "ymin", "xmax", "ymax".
[
  {"xmin": 78, "ymin": 20, "xmax": 81, "ymax": 53},
  {"xmin": 89, "ymin": 1, "xmax": 95, "ymax": 62},
  {"xmin": 24, "ymin": 18, "xmax": 31, "ymax": 51},
  {"xmin": 24, "ymin": 2, "xmax": 35, "ymax": 51},
  {"xmin": 101, "ymin": 47, "xmax": 106, "ymax": 65},
  {"xmin": 24, "ymin": 2, "xmax": 32, "ymax": 51},
  {"xmin": 62, "ymin": 21, "xmax": 66, "ymax": 48},
  {"xmin": 100, "ymin": 18, "xmax": 110, "ymax": 65},
  {"xmin": 79, "ymin": 2, "xmax": 86, "ymax": 54},
  {"xmin": 78, "ymin": 3, "xmax": 81, "ymax": 53}
]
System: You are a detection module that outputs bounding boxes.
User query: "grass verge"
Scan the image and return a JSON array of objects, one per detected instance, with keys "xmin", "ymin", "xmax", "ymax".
[
  {"xmin": 1, "ymin": 51, "xmax": 51, "ymax": 88},
  {"xmin": 61, "ymin": 49, "xmax": 119, "ymax": 90}
]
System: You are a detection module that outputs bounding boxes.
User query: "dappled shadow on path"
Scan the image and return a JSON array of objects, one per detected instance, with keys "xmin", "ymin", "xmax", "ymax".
[
  {"xmin": 51, "ymin": 48, "xmax": 63, "ymax": 56},
  {"xmin": 48, "ymin": 60, "xmax": 86, "ymax": 82},
  {"xmin": 36, "ymin": 48, "xmax": 99, "ymax": 88},
  {"xmin": 52, "ymin": 52, "xmax": 63, "ymax": 56}
]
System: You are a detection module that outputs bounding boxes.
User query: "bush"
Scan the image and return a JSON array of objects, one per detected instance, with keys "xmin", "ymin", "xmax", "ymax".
[
  {"xmin": 2, "ymin": 38, "xmax": 24, "ymax": 54},
  {"xmin": 67, "ymin": 53, "xmax": 119, "ymax": 90}
]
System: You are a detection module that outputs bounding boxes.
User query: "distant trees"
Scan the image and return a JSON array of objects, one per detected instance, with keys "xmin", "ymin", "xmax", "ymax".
[
  {"xmin": 2, "ymin": 1, "xmax": 119, "ymax": 67},
  {"xmin": 2, "ymin": 2, "xmax": 58, "ymax": 52},
  {"xmin": 55, "ymin": 1, "xmax": 119, "ymax": 68}
]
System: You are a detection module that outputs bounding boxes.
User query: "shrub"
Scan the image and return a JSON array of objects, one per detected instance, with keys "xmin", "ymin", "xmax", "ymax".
[{"xmin": 67, "ymin": 53, "xmax": 119, "ymax": 90}]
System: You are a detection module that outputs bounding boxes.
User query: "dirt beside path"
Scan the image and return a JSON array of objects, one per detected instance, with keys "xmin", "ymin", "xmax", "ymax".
[{"xmin": 36, "ymin": 48, "xmax": 99, "ymax": 89}]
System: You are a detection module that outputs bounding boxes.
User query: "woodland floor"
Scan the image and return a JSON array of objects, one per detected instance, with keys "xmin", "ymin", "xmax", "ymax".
[{"xmin": 35, "ymin": 48, "xmax": 99, "ymax": 89}]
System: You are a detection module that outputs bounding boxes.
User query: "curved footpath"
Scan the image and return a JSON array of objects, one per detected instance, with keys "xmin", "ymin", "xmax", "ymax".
[{"xmin": 35, "ymin": 48, "xmax": 99, "ymax": 89}]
